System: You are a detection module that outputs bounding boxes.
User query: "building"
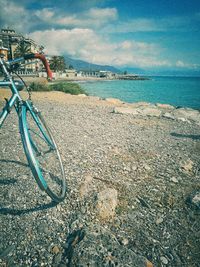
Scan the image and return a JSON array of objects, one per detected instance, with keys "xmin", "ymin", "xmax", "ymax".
[
  {"xmin": 0, "ymin": 28, "xmax": 38, "ymax": 59},
  {"xmin": 0, "ymin": 28, "xmax": 41, "ymax": 73},
  {"xmin": 77, "ymin": 70, "xmax": 116, "ymax": 79},
  {"xmin": 65, "ymin": 69, "xmax": 77, "ymax": 78}
]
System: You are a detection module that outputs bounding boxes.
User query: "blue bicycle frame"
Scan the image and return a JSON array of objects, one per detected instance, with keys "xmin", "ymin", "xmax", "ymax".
[
  {"xmin": 0, "ymin": 56, "xmax": 54, "ymax": 189},
  {"xmin": 1, "ymin": 54, "xmax": 66, "ymax": 202},
  {"xmin": 0, "ymin": 57, "xmax": 24, "ymax": 127}
]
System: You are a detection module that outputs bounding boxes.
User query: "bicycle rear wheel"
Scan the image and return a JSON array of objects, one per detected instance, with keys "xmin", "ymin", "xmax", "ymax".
[{"xmin": 20, "ymin": 102, "xmax": 66, "ymax": 202}]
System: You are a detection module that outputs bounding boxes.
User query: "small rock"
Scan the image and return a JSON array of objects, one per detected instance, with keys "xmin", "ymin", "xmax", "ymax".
[
  {"xmin": 132, "ymin": 165, "xmax": 137, "ymax": 171},
  {"xmin": 160, "ymin": 256, "xmax": 168, "ymax": 265},
  {"xmin": 156, "ymin": 217, "xmax": 164, "ymax": 225},
  {"xmin": 121, "ymin": 238, "xmax": 129, "ymax": 246},
  {"xmin": 143, "ymin": 164, "xmax": 151, "ymax": 171},
  {"xmin": 187, "ymin": 190, "xmax": 200, "ymax": 209},
  {"xmin": 170, "ymin": 177, "xmax": 178, "ymax": 183},
  {"xmin": 51, "ymin": 245, "xmax": 60, "ymax": 255},
  {"xmin": 181, "ymin": 159, "xmax": 194, "ymax": 173},
  {"xmin": 192, "ymin": 192, "xmax": 200, "ymax": 208}
]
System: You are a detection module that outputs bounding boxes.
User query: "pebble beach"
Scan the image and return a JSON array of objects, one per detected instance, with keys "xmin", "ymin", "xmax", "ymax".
[{"xmin": 0, "ymin": 89, "xmax": 200, "ymax": 267}]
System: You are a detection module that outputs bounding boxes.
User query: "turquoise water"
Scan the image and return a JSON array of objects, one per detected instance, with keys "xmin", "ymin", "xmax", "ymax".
[{"xmin": 80, "ymin": 76, "xmax": 200, "ymax": 109}]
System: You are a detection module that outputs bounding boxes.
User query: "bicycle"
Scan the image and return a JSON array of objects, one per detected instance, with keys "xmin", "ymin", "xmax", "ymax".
[{"xmin": 0, "ymin": 52, "xmax": 67, "ymax": 202}]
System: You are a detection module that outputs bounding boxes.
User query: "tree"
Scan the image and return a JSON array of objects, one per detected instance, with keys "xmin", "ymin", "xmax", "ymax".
[
  {"xmin": 50, "ymin": 56, "xmax": 66, "ymax": 72},
  {"xmin": 14, "ymin": 40, "xmax": 31, "ymax": 58},
  {"xmin": 68, "ymin": 64, "xmax": 74, "ymax": 70}
]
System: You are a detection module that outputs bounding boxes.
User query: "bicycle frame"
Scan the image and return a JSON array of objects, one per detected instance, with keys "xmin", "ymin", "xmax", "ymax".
[
  {"xmin": 0, "ymin": 56, "xmax": 53, "ymax": 149},
  {"xmin": 0, "ymin": 57, "xmax": 23, "ymax": 127}
]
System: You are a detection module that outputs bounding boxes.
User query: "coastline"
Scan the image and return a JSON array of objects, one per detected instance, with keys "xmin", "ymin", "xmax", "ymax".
[{"xmin": 1, "ymin": 88, "xmax": 200, "ymax": 122}]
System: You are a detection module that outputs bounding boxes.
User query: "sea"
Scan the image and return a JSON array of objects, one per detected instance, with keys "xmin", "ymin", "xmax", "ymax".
[{"xmin": 79, "ymin": 76, "xmax": 200, "ymax": 110}]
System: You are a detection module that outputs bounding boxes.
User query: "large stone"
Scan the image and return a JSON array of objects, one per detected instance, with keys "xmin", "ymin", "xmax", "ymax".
[
  {"xmin": 156, "ymin": 103, "xmax": 175, "ymax": 109},
  {"xmin": 162, "ymin": 112, "xmax": 175, "ymax": 120},
  {"xmin": 113, "ymin": 106, "xmax": 139, "ymax": 115},
  {"xmin": 138, "ymin": 107, "xmax": 162, "ymax": 117},
  {"xmin": 105, "ymin": 98, "xmax": 124, "ymax": 105},
  {"xmin": 173, "ymin": 108, "xmax": 200, "ymax": 124},
  {"xmin": 113, "ymin": 105, "xmax": 162, "ymax": 117},
  {"xmin": 96, "ymin": 188, "xmax": 118, "ymax": 220},
  {"xmin": 70, "ymin": 225, "xmax": 153, "ymax": 267}
]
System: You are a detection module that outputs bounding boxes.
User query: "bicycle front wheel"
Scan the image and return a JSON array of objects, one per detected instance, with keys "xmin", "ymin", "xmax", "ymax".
[{"xmin": 20, "ymin": 102, "xmax": 66, "ymax": 202}]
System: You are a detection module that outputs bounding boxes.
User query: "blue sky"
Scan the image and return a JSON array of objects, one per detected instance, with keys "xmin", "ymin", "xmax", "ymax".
[{"xmin": 1, "ymin": 0, "xmax": 200, "ymax": 71}]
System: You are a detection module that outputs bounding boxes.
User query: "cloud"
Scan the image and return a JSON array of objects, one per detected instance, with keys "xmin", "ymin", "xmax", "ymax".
[
  {"xmin": 0, "ymin": 0, "xmax": 30, "ymax": 32},
  {"xmin": 35, "ymin": 8, "xmax": 54, "ymax": 21},
  {"xmin": 35, "ymin": 7, "xmax": 118, "ymax": 29},
  {"xmin": 30, "ymin": 28, "xmax": 171, "ymax": 68}
]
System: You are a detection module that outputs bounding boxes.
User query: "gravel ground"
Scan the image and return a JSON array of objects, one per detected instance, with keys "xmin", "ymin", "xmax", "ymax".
[{"xmin": 0, "ymin": 90, "xmax": 200, "ymax": 267}]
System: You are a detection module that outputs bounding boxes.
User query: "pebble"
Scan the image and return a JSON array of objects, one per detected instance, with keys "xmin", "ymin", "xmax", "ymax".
[
  {"xmin": 51, "ymin": 245, "xmax": 60, "ymax": 255},
  {"xmin": 156, "ymin": 217, "xmax": 164, "ymax": 225},
  {"xmin": 160, "ymin": 256, "xmax": 168, "ymax": 265},
  {"xmin": 170, "ymin": 177, "xmax": 179, "ymax": 183},
  {"xmin": 121, "ymin": 238, "xmax": 129, "ymax": 245}
]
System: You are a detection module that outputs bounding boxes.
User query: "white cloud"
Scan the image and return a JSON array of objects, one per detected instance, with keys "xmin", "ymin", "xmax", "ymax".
[
  {"xmin": 30, "ymin": 28, "xmax": 171, "ymax": 68},
  {"xmin": 35, "ymin": 8, "xmax": 54, "ymax": 21},
  {"xmin": 57, "ymin": 7, "xmax": 118, "ymax": 28},
  {"xmin": 88, "ymin": 7, "xmax": 118, "ymax": 20}
]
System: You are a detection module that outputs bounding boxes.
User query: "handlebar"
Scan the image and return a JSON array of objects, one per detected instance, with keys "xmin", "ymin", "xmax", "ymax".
[{"xmin": 24, "ymin": 53, "xmax": 53, "ymax": 80}]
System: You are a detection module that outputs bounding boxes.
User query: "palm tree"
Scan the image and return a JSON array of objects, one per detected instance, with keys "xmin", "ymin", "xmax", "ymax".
[
  {"xmin": 14, "ymin": 40, "xmax": 31, "ymax": 58},
  {"xmin": 50, "ymin": 56, "xmax": 66, "ymax": 72}
]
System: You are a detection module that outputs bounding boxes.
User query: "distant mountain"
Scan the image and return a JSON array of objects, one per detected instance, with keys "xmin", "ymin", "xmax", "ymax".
[
  {"xmin": 64, "ymin": 56, "xmax": 200, "ymax": 77},
  {"xmin": 64, "ymin": 56, "xmax": 121, "ymax": 73}
]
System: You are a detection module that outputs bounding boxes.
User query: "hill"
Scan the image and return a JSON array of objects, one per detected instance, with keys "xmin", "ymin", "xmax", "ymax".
[{"xmin": 64, "ymin": 56, "xmax": 121, "ymax": 73}]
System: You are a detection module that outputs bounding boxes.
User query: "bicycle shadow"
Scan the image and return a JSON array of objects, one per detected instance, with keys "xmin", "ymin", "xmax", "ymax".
[
  {"xmin": 171, "ymin": 132, "xmax": 200, "ymax": 140},
  {"xmin": 0, "ymin": 159, "xmax": 58, "ymax": 215},
  {"xmin": 0, "ymin": 201, "xmax": 57, "ymax": 216}
]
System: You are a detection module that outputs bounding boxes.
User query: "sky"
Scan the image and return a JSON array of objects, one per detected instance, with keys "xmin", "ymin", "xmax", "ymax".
[{"xmin": 0, "ymin": 0, "xmax": 200, "ymax": 72}]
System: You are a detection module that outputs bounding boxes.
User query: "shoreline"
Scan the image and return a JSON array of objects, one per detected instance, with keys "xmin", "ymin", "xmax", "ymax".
[
  {"xmin": 2, "ymin": 76, "xmax": 199, "ymax": 110},
  {"xmin": 1, "ymin": 89, "xmax": 200, "ymax": 123}
]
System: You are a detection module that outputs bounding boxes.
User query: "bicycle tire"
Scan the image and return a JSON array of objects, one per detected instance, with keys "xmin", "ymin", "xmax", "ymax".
[{"xmin": 19, "ymin": 101, "xmax": 66, "ymax": 202}]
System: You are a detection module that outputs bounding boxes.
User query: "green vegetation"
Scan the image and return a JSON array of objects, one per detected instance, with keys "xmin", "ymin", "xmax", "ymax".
[
  {"xmin": 29, "ymin": 81, "xmax": 87, "ymax": 95},
  {"xmin": 29, "ymin": 82, "xmax": 50, "ymax": 91},
  {"xmin": 49, "ymin": 56, "xmax": 66, "ymax": 72},
  {"xmin": 14, "ymin": 41, "xmax": 31, "ymax": 58},
  {"xmin": 50, "ymin": 82, "xmax": 87, "ymax": 95}
]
